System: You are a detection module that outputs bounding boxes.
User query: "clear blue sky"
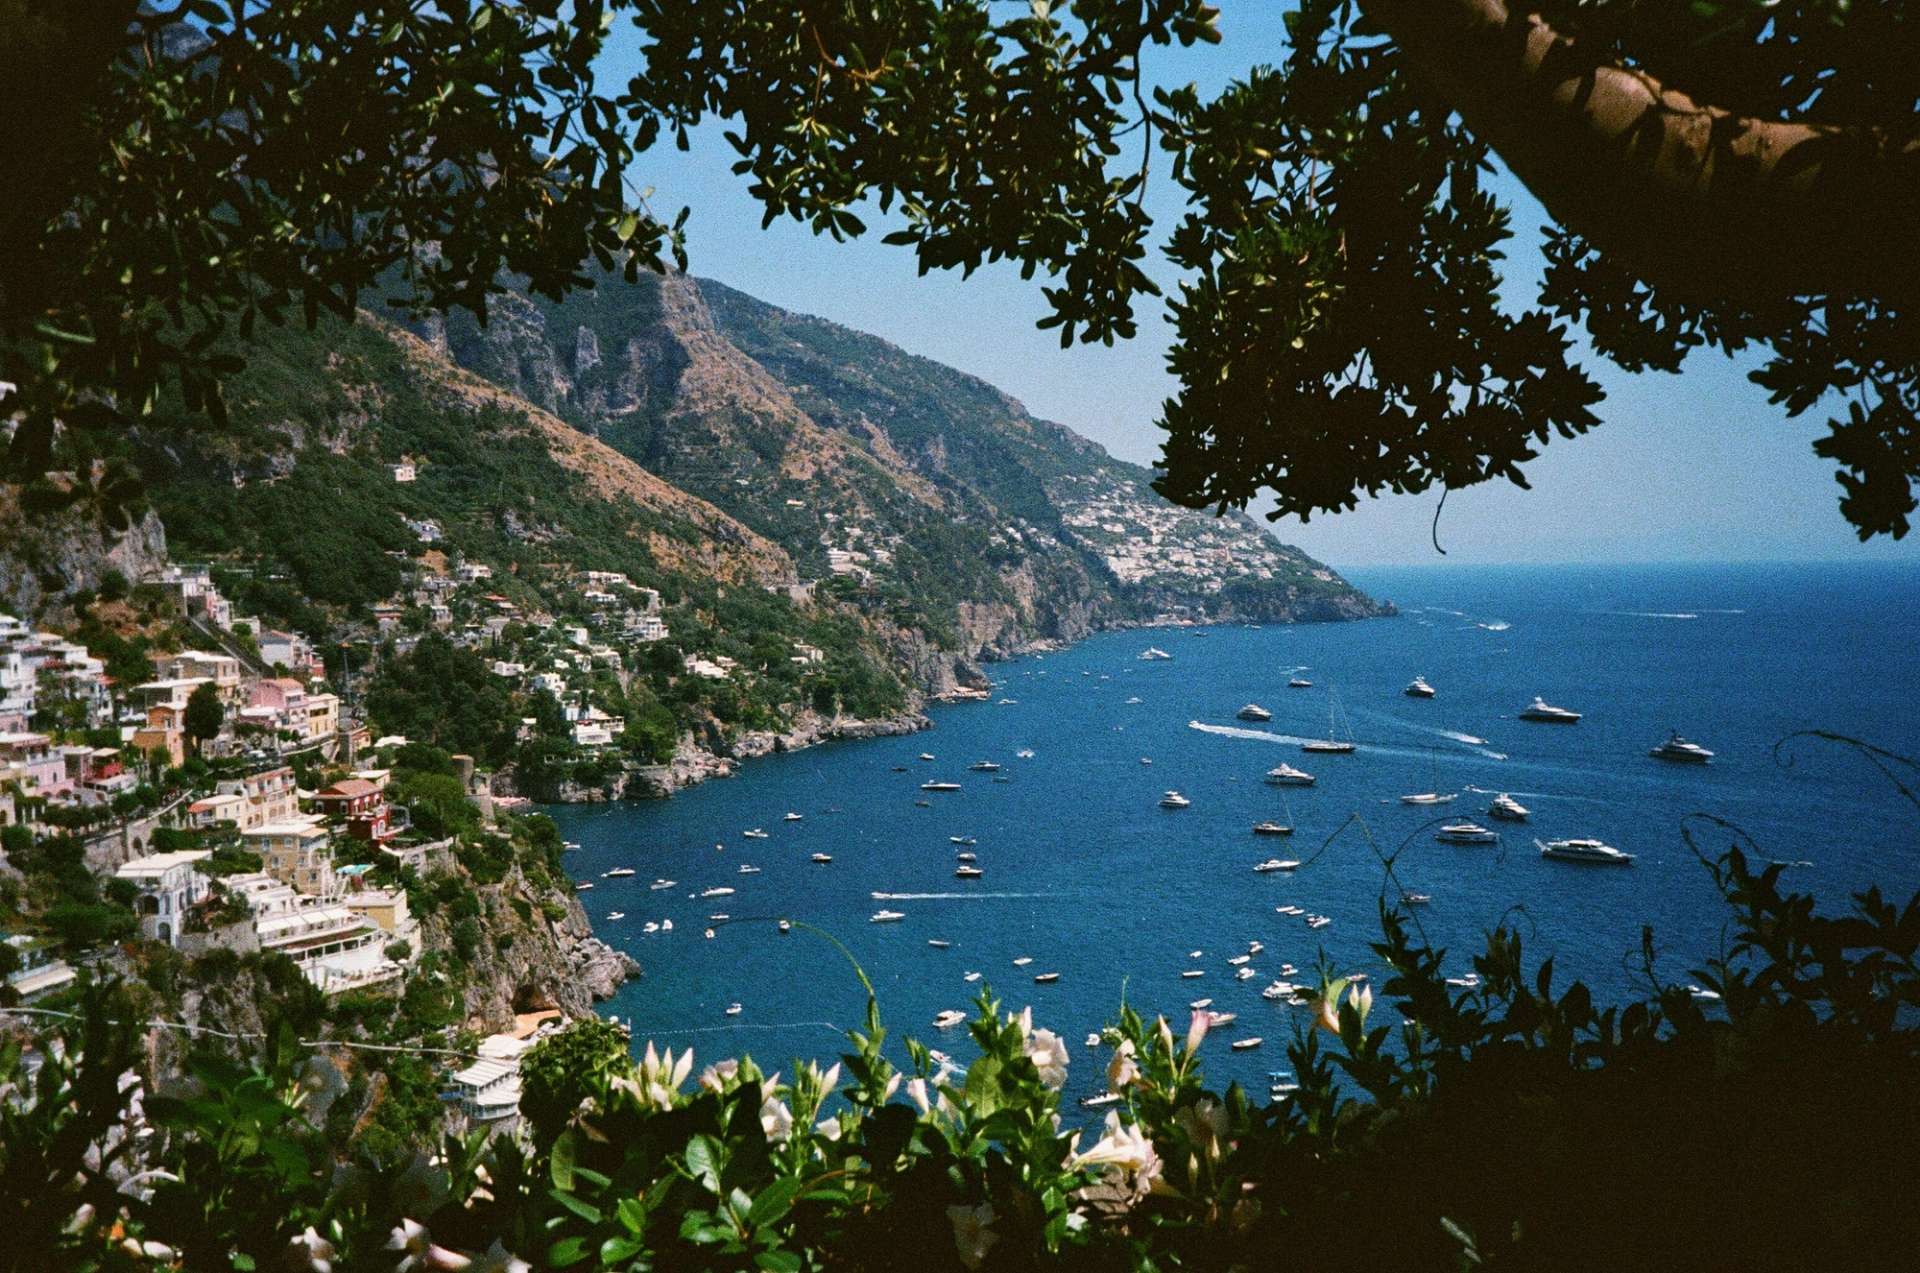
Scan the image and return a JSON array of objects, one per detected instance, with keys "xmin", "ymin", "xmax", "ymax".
[{"xmin": 598, "ymin": 9, "xmax": 1918, "ymax": 568}]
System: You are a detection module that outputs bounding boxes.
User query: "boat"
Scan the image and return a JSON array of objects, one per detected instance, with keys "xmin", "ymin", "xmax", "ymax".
[
  {"xmin": 1687, "ymin": 984, "xmax": 1723, "ymax": 1001},
  {"xmin": 1301, "ymin": 693, "xmax": 1357, "ymax": 753},
  {"xmin": 743, "ymin": 829, "xmax": 769, "ymax": 839},
  {"xmin": 1138, "ymin": 647, "xmax": 1172, "ymax": 661},
  {"xmin": 1649, "ymin": 732, "xmax": 1715, "ymax": 764},
  {"xmin": 1401, "ymin": 791, "xmax": 1458, "ymax": 805},
  {"xmin": 1402, "ymin": 892, "xmax": 1432, "ymax": 905},
  {"xmin": 1189, "ymin": 997, "xmax": 1213, "ymax": 1009},
  {"xmin": 705, "ymin": 914, "xmax": 727, "ymax": 923},
  {"xmin": 891, "ymin": 765, "xmax": 908, "ymax": 773},
  {"xmin": 563, "ymin": 841, "xmax": 582, "ymax": 851},
  {"xmin": 1437, "ymin": 822, "xmax": 1498, "ymax": 845},
  {"xmin": 649, "ymin": 878, "xmax": 675, "ymax": 891},
  {"xmin": 1236, "ymin": 703, "xmax": 1273, "ymax": 722},
  {"xmin": 1016, "ymin": 748, "xmax": 1036, "ymax": 759},
  {"xmin": 785, "ymin": 812, "xmax": 804, "ymax": 821},
  {"xmin": 1083, "ymin": 1032, "xmax": 1103, "ymax": 1048},
  {"xmin": 1275, "ymin": 905, "xmax": 1304, "ymax": 916},
  {"xmin": 1013, "ymin": 956, "xmax": 1033, "ymax": 967},
  {"xmin": 1262, "ymin": 981, "xmax": 1301, "ymax": 1001},
  {"xmin": 1537, "ymin": 837, "xmax": 1634, "ymax": 865},
  {"xmin": 1227, "ymin": 954, "xmax": 1251, "ymax": 966},
  {"xmin": 604, "ymin": 867, "xmax": 636, "ymax": 878},
  {"xmin": 1159, "ymin": 790, "xmax": 1192, "ymax": 809},
  {"xmin": 1404, "ymin": 676, "xmax": 1437, "ymax": 698},
  {"xmin": 967, "ymin": 760, "xmax": 1003, "ymax": 772},
  {"xmin": 1230, "ymin": 1037, "xmax": 1264, "ymax": 1051},
  {"xmin": 1140, "ymin": 757, "xmax": 1152, "ymax": 765},
  {"xmin": 871, "ymin": 910, "xmax": 906, "ymax": 923},
  {"xmin": 955, "ymin": 851, "xmax": 977, "ymax": 862},
  {"xmin": 963, "ymin": 971, "xmax": 982, "ymax": 983},
  {"xmin": 928, "ymin": 939, "xmax": 951, "ymax": 949},
  {"xmin": 606, "ymin": 911, "xmax": 625, "ymax": 921},
  {"xmin": 1252, "ymin": 821, "xmax": 1294, "ymax": 836},
  {"xmin": 1125, "ymin": 696, "xmax": 1143, "ymax": 704},
  {"xmin": 811, "ymin": 853, "xmax": 833, "ymax": 864},
  {"xmin": 1189, "ymin": 950, "xmax": 1203, "ymax": 958},
  {"xmin": 1253, "ymin": 858, "xmax": 1300, "ymax": 873},
  {"xmin": 1247, "ymin": 941, "xmax": 1263, "ymax": 954},
  {"xmin": 950, "ymin": 835, "xmax": 977, "ymax": 845},
  {"xmin": 914, "ymin": 800, "xmax": 931, "ymax": 808},
  {"xmin": 921, "ymin": 781, "xmax": 961, "ymax": 792},
  {"xmin": 1033, "ymin": 972, "xmax": 1060, "ymax": 984},
  {"xmin": 1264, "ymin": 763, "xmax": 1316, "ymax": 786},
  {"xmin": 1487, "ymin": 793, "xmax": 1530, "ymax": 821},
  {"xmin": 1235, "ymin": 967, "xmax": 1257, "ymax": 981},
  {"xmin": 738, "ymin": 864, "xmax": 760, "ymax": 874},
  {"xmin": 954, "ymin": 866, "xmax": 984, "ymax": 879},
  {"xmin": 778, "ymin": 920, "xmax": 792, "ymax": 934},
  {"xmin": 661, "ymin": 919, "xmax": 673, "ymax": 931},
  {"xmin": 1518, "ymin": 696, "xmax": 1582, "ymax": 723},
  {"xmin": 699, "ymin": 886, "xmax": 736, "ymax": 898},
  {"xmin": 933, "ymin": 1010, "xmax": 967, "ymax": 1029},
  {"xmin": 919, "ymin": 753, "xmax": 936, "ymax": 761},
  {"xmin": 1079, "ymin": 1092, "xmax": 1123, "ymax": 1109},
  {"xmin": 1205, "ymin": 1011, "xmax": 1238, "ymax": 1027},
  {"xmin": 1181, "ymin": 969, "xmax": 1205, "ymax": 979},
  {"xmin": 642, "ymin": 922, "xmax": 658, "ymax": 934},
  {"xmin": 1307, "ymin": 916, "xmax": 1332, "ymax": 929},
  {"xmin": 1445, "ymin": 973, "xmax": 1481, "ymax": 989},
  {"xmin": 1288, "ymin": 676, "xmax": 1312, "ymax": 688},
  {"xmin": 576, "ymin": 881, "xmax": 594, "ymax": 891},
  {"xmin": 726, "ymin": 1003, "xmax": 743, "ymax": 1016}
]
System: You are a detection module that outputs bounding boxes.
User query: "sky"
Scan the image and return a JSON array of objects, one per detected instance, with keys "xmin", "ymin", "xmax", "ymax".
[{"xmin": 595, "ymin": 8, "xmax": 1919, "ymax": 569}]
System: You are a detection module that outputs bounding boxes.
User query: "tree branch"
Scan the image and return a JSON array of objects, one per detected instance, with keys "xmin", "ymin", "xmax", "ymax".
[{"xmin": 1359, "ymin": 0, "xmax": 1920, "ymax": 308}]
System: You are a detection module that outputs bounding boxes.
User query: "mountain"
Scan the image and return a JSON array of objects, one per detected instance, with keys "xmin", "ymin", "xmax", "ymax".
[{"xmin": 415, "ymin": 267, "xmax": 1388, "ymax": 663}]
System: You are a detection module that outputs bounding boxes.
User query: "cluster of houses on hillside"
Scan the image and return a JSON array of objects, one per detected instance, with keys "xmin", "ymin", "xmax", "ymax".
[{"xmin": 1046, "ymin": 471, "xmax": 1321, "ymax": 592}]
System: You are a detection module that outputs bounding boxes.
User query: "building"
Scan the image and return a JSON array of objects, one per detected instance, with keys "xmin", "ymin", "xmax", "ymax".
[
  {"xmin": 225, "ymin": 872, "xmax": 397, "ymax": 994},
  {"xmin": 303, "ymin": 691, "xmax": 339, "ymax": 741},
  {"xmin": 313, "ymin": 778, "xmax": 393, "ymax": 844},
  {"xmin": 146, "ymin": 565, "xmax": 233, "ymax": 629},
  {"xmin": 0, "ymin": 732, "xmax": 65, "ymax": 800},
  {"xmin": 248, "ymin": 677, "xmax": 311, "ymax": 736},
  {"xmin": 256, "ymin": 630, "xmax": 315, "ymax": 675},
  {"xmin": 242, "ymin": 814, "xmax": 334, "ymax": 896},
  {"xmin": 626, "ymin": 613, "xmax": 669, "ymax": 642},
  {"xmin": 4, "ymin": 935, "xmax": 76, "ymax": 1002},
  {"xmin": 390, "ymin": 461, "xmax": 417, "ymax": 483},
  {"xmin": 214, "ymin": 766, "xmax": 297, "ymax": 830},
  {"xmin": 184, "ymin": 791, "xmax": 247, "ymax": 828},
  {"xmin": 153, "ymin": 651, "xmax": 244, "ymax": 704},
  {"xmin": 115, "ymin": 850, "xmax": 214, "ymax": 948}
]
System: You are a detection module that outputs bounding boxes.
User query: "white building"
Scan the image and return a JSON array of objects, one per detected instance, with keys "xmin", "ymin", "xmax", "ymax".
[{"xmin": 115, "ymin": 850, "xmax": 214, "ymax": 948}]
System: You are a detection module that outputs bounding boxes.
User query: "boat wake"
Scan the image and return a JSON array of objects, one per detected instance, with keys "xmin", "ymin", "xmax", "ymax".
[
  {"xmin": 1345, "ymin": 710, "xmax": 1507, "ymax": 761},
  {"xmin": 1463, "ymin": 783, "xmax": 1608, "ymax": 806},
  {"xmin": 868, "ymin": 891, "xmax": 1058, "ymax": 900},
  {"xmin": 1187, "ymin": 719, "xmax": 1507, "ymax": 763},
  {"xmin": 1605, "ymin": 611, "xmax": 1700, "ymax": 620}
]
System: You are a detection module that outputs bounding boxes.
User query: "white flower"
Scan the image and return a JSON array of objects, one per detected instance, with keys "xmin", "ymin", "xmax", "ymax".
[
  {"xmin": 1184, "ymin": 1009, "xmax": 1210, "ymax": 1056},
  {"xmin": 815, "ymin": 1062, "xmax": 842, "ymax": 1095},
  {"xmin": 1026, "ymin": 1027, "xmax": 1070, "ymax": 1089},
  {"xmin": 1175, "ymin": 1098, "xmax": 1229, "ymax": 1158},
  {"xmin": 698, "ymin": 1059, "xmax": 740, "ymax": 1092},
  {"xmin": 816, "ymin": 1115, "xmax": 842, "ymax": 1142},
  {"xmin": 285, "ymin": 1226, "xmax": 336, "ymax": 1272},
  {"xmin": 880, "ymin": 1071, "xmax": 902, "ymax": 1102},
  {"xmin": 760, "ymin": 1096, "xmax": 794, "ymax": 1142},
  {"xmin": 905, "ymin": 1077, "xmax": 931, "ymax": 1114},
  {"xmin": 1106, "ymin": 1039, "xmax": 1140, "ymax": 1090},
  {"xmin": 947, "ymin": 1203, "xmax": 999, "ymax": 1270},
  {"xmin": 1071, "ymin": 1110, "xmax": 1164, "ymax": 1199},
  {"xmin": 1350, "ymin": 982, "xmax": 1373, "ymax": 1022},
  {"xmin": 1155, "ymin": 1014, "xmax": 1175, "ymax": 1057},
  {"xmin": 388, "ymin": 1218, "xmax": 431, "ymax": 1270}
]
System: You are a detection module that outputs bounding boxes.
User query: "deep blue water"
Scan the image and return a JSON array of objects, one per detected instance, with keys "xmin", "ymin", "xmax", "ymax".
[{"xmin": 546, "ymin": 562, "xmax": 1920, "ymax": 1105}]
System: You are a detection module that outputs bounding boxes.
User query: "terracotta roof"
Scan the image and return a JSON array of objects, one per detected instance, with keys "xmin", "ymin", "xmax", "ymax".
[{"xmin": 317, "ymin": 778, "xmax": 381, "ymax": 799}]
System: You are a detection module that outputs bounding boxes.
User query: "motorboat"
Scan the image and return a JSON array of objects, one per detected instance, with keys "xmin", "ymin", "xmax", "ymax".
[
  {"xmin": 563, "ymin": 840, "xmax": 582, "ymax": 851},
  {"xmin": 1181, "ymin": 969, "xmax": 1205, "ymax": 979},
  {"xmin": 1253, "ymin": 858, "xmax": 1300, "ymax": 873},
  {"xmin": 1445, "ymin": 973, "xmax": 1481, "ymax": 989},
  {"xmin": 1649, "ymin": 732, "xmax": 1715, "ymax": 764},
  {"xmin": 1125, "ymin": 696, "xmax": 1143, "ymax": 705},
  {"xmin": 1400, "ymin": 791, "xmax": 1457, "ymax": 805},
  {"xmin": 915, "ymin": 800, "xmax": 931, "ymax": 807},
  {"xmin": 871, "ymin": 910, "xmax": 906, "ymax": 923},
  {"xmin": 576, "ymin": 881, "xmax": 594, "ymax": 891},
  {"xmin": 1189, "ymin": 997, "xmax": 1213, "ymax": 1009},
  {"xmin": 1301, "ymin": 738, "xmax": 1356, "ymax": 754},
  {"xmin": 1538, "ymin": 837, "xmax": 1634, "ymax": 865},
  {"xmin": 964, "ymin": 971, "xmax": 982, "ymax": 982},
  {"xmin": 1033, "ymin": 972, "xmax": 1060, "ymax": 984},
  {"xmin": 1487, "ymin": 793, "xmax": 1530, "ymax": 821},
  {"xmin": 1307, "ymin": 916, "xmax": 1332, "ymax": 929},
  {"xmin": 1227, "ymin": 954, "xmax": 1252, "ymax": 966},
  {"xmin": 919, "ymin": 753, "xmax": 936, "ymax": 761},
  {"xmin": 1247, "ymin": 940, "xmax": 1263, "ymax": 954},
  {"xmin": 928, "ymin": 939, "xmax": 951, "ymax": 949},
  {"xmin": 967, "ymin": 760, "xmax": 1003, "ymax": 772},
  {"xmin": 1518, "ymin": 696, "xmax": 1582, "ymax": 723},
  {"xmin": 1139, "ymin": 647, "xmax": 1172, "ymax": 661},
  {"xmin": 606, "ymin": 911, "xmax": 625, "ymax": 921},
  {"xmin": 1140, "ymin": 757, "xmax": 1152, "ymax": 765},
  {"xmin": 810, "ymin": 853, "xmax": 833, "ymax": 864},
  {"xmin": 1083, "ymin": 1032, "xmax": 1102, "ymax": 1048},
  {"xmin": 1237, "ymin": 703, "xmax": 1273, "ymax": 722},
  {"xmin": 743, "ymin": 829, "xmax": 769, "ymax": 839},
  {"xmin": 1159, "ymin": 790, "xmax": 1191, "ymax": 809},
  {"xmin": 1687, "ymin": 984, "xmax": 1723, "ymax": 1002},
  {"xmin": 954, "ymin": 866, "xmax": 984, "ymax": 879},
  {"xmin": 1436, "ymin": 822, "xmax": 1498, "ymax": 845},
  {"xmin": 950, "ymin": 836, "xmax": 977, "ymax": 845},
  {"xmin": 933, "ymin": 1010, "xmax": 967, "ymax": 1029},
  {"xmin": 738, "ymin": 864, "xmax": 761, "ymax": 874},
  {"xmin": 1231, "ymin": 1037, "xmax": 1263, "ymax": 1051},
  {"xmin": 1265, "ymin": 764, "xmax": 1316, "ymax": 786},
  {"xmin": 1288, "ymin": 677, "xmax": 1312, "ymax": 688},
  {"xmin": 643, "ymin": 922, "xmax": 659, "ymax": 934},
  {"xmin": 1013, "ymin": 956, "xmax": 1033, "ymax": 967},
  {"xmin": 1275, "ymin": 905, "xmax": 1304, "ymax": 916},
  {"xmin": 784, "ymin": 812, "xmax": 804, "ymax": 822},
  {"xmin": 1261, "ymin": 980, "xmax": 1301, "ymax": 1001},
  {"xmin": 1016, "ymin": 748, "xmax": 1036, "ymax": 759},
  {"xmin": 1079, "ymin": 1092, "xmax": 1123, "ymax": 1109},
  {"xmin": 921, "ymin": 781, "xmax": 961, "ymax": 792},
  {"xmin": 661, "ymin": 919, "xmax": 673, "ymax": 931},
  {"xmin": 1252, "ymin": 821, "xmax": 1294, "ymax": 836},
  {"xmin": 1404, "ymin": 676, "xmax": 1436, "ymax": 698},
  {"xmin": 1235, "ymin": 967, "xmax": 1257, "ymax": 981},
  {"xmin": 604, "ymin": 867, "xmax": 636, "ymax": 878},
  {"xmin": 699, "ymin": 886, "xmax": 736, "ymax": 898},
  {"xmin": 1189, "ymin": 950, "xmax": 1203, "ymax": 958},
  {"xmin": 955, "ymin": 851, "xmax": 977, "ymax": 862},
  {"xmin": 1402, "ymin": 892, "xmax": 1432, "ymax": 905},
  {"xmin": 705, "ymin": 915, "xmax": 726, "ymax": 923},
  {"xmin": 649, "ymin": 878, "xmax": 676, "ymax": 891},
  {"xmin": 778, "ymin": 920, "xmax": 792, "ymax": 933},
  {"xmin": 1205, "ymin": 1011, "xmax": 1237, "ymax": 1027},
  {"xmin": 726, "ymin": 1003, "xmax": 743, "ymax": 1016}
]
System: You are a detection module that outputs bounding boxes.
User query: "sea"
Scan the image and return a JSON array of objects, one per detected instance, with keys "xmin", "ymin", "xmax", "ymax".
[{"xmin": 544, "ymin": 562, "xmax": 1920, "ymax": 1106}]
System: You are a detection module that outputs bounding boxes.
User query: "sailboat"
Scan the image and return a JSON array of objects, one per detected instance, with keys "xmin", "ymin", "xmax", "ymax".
[{"xmin": 1301, "ymin": 690, "xmax": 1357, "ymax": 754}]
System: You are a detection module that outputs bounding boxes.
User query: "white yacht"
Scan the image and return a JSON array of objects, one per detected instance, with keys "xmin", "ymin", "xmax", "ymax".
[
  {"xmin": 1252, "ymin": 821, "xmax": 1293, "ymax": 836},
  {"xmin": 1236, "ymin": 703, "xmax": 1273, "ymax": 722},
  {"xmin": 1013, "ymin": 956, "xmax": 1033, "ymax": 966},
  {"xmin": 1265, "ymin": 763, "xmax": 1316, "ymax": 786},
  {"xmin": 699, "ymin": 886, "xmax": 736, "ymax": 898},
  {"xmin": 1445, "ymin": 973, "xmax": 1481, "ymax": 989},
  {"xmin": 928, "ymin": 939, "xmax": 951, "ymax": 949},
  {"xmin": 575, "ymin": 881, "xmax": 594, "ymax": 891},
  {"xmin": 921, "ymin": 781, "xmax": 961, "ymax": 792},
  {"xmin": 604, "ymin": 867, "xmax": 636, "ymax": 878},
  {"xmin": 1436, "ymin": 822, "xmax": 1498, "ymax": 845},
  {"xmin": 784, "ymin": 812, "xmax": 804, "ymax": 822},
  {"xmin": 725, "ymin": 1003, "xmax": 743, "ymax": 1017},
  {"xmin": 743, "ymin": 829, "xmax": 769, "ymax": 840},
  {"xmin": 1235, "ymin": 967, "xmax": 1257, "ymax": 981},
  {"xmin": 1307, "ymin": 916, "xmax": 1332, "ymax": 929},
  {"xmin": 778, "ymin": 919, "xmax": 792, "ymax": 933},
  {"xmin": 1487, "ymin": 793, "xmax": 1530, "ymax": 821},
  {"xmin": 1230, "ymin": 1037, "xmax": 1263, "ymax": 1051},
  {"xmin": 1016, "ymin": 748, "xmax": 1036, "ymax": 759},
  {"xmin": 1262, "ymin": 980, "xmax": 1301, "ymax": 1001},
  {"xmin": 606, "ymin": 911, "xmax": 626, "ymax": 921},
  {"xmin": 1125, "ymin": 696, "xmax": 1143, "ymax": 705},
  {"xmin": 1084, "ymin": 1032, "xmax": 1102, "ymax": 1048},
  {"xmin": 963, "ymin": 971, "xmax": 982, "ymax": 983},
  {"xmin": 1181, "ymin": 969, "xmax": 1205, "ymax": 979},
  {"xmin": 1538, "ymin": 837, "xmax": 1634, "ymax": 865},
  {"xmin": 967, "ymin": 760, "xmax": 1002, "ymax": 773},
  {"xmin": 918, "ymin": 752, "xmax": 936, "ymax": 761},
  {"xmin": 738, "ymin": 864, "xmax": 761, "ymax": 875},
  {"xmin": 1253, "ymin": 858, "xmax": 1300, "ymax": 873},
  {"xmin": 933, "ymin": 1009, "xmax": 967, "ymax": 1029},
  {"xmin": 810, "ymin": 853, "xmax": 833, "ymax": 864},
  {"xmin": 1205, "ymin": 1010, "xmax": 1238, "ymax": 1027},
  {"xmin": 1033, "ymin": 972, "xmax": 1060, "ymax": 984},
  {"xmin": 706, "ymin": 914, "xmax": 726, "ymax": 923},
  {"xmin": 1139, "ymin": 647, "xmax": 1172, "ymax": 661},
  {"xmin": 1518, "ymin": 696, "xmax": 1582, "ymax": 723},
  {"xmin": 649, "ymin": 878, "xmax": 676, "ymax": 890},
  {"xmin": 871, "ymin": 909, "xmax": 906, "ymax": 923},
  {"xmin": 1288, "ymin": 676, "xmax": 1312, "ymax": 688},
  {"xmin": 1402, "ymin": 892, "xmax": 1433, "ymax": 905},
  {"xmin": 1227, "ymin": 954, "xmax": 1252, "ymax": 966},
  {"xmin": 1404, "ymin": 676, "xmax": 1437, "ymax": 699},
  {"xmin": 1301, "ymin": 738, "xmax": 1356, "ymax": 755},
  {"xmin": 661, "ymin": 919, "xmax": 673, "ymax": 931},
  {"xmin": 1400, "ymin": 791, "xmax": 1457, "ymax": 805},
  {"xmin": 642, "ymin": 922, "xmax": 658, "ymax": 934},
  {"xmin": 1189, "ymin": 997, "xmax": 1213, "ymax": 1009},
  {"xmin": 955, "ymin": 851, "xmax": 977, "ymax": 862},
  {"xmin": 1649, "ymin": 732, "xmax": 1715, "ymax": 764},
  {"xmin": 1159, "ymin": 790, "xmax": 1192, "ymax": 809},
  {"xmin": 1079, "ymin": 1091, "xmax": 1123, "ymax": 1109},
  {"xmin": 954, "ymin": 865, "xmax": 984, "ymax": 879}
]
